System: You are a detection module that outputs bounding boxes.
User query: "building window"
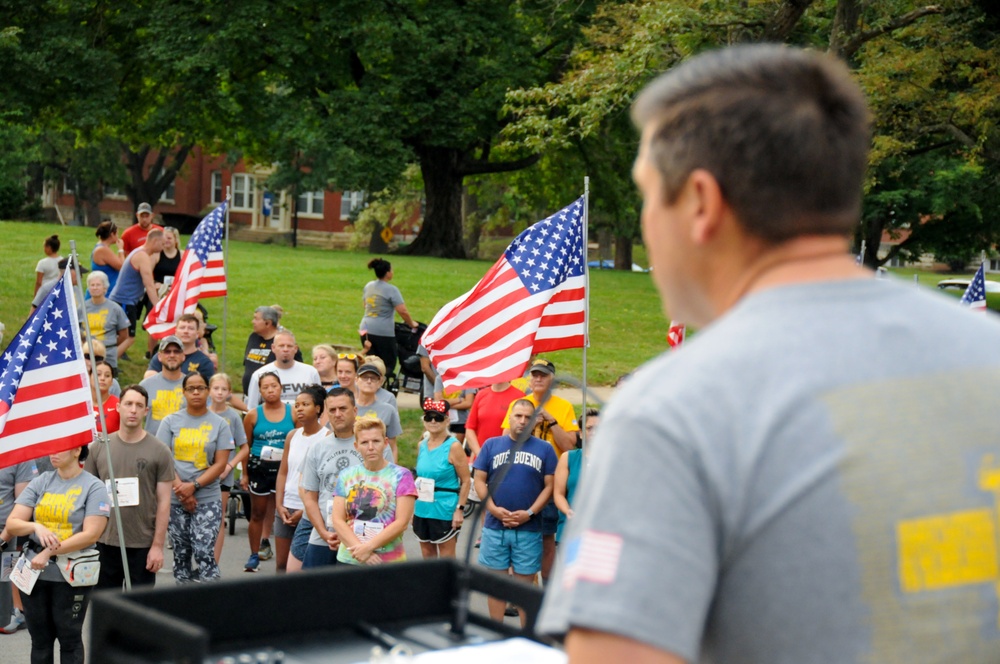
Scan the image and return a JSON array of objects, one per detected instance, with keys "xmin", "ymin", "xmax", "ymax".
[
  {"xmin": 63, "ymin": 177, "xmax": 76, "ymax": 195},
  {"xmin": 340, "ymin": 190, "xmax": 365, "ymax": 219},
  {"xmin": 232, "ymin": 173, "xmax": 255, "ymax": 210},
  {"xmin": 158, "ymin": 180, "xmax": 176, "ymax": 203},
  {"xmin": 296, "ymin": 190, "xmax": 324, "ymax": 216},
  {"xmin": 211, "ymin": 172, "xmax": 223, "ymax": 204},
  {"xmin": 103, "ymin": 185, "xmax": 126, "ymax": 199}
]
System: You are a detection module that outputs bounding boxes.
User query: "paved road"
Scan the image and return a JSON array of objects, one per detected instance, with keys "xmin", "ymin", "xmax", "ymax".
[{"xmin": 4, "ymin": 503, "xmax": 526, "ymax": 662}]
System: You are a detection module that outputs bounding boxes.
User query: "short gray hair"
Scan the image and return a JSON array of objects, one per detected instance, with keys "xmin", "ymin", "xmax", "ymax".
[
  {"xmin": 87, "ymin": 271, "xmax": 109, "ymax": 288},
  {"xmin": 255, "ymin": 306, "xmax": 280, "ymax": 327}
]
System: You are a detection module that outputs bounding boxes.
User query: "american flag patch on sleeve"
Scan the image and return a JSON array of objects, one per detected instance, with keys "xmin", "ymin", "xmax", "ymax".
[
  {"xmin": 98, "ymin": 502, "xmax": 110, "ymax": 514},
  {"xmin": 562, "ymin": 529, "xmax": 623, "ymax": 589}
]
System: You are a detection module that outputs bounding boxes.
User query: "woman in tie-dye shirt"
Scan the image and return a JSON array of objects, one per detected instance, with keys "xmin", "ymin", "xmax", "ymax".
[{"xmin": 331, "ymin": 418, "xmax": 416, "ymax": 565}]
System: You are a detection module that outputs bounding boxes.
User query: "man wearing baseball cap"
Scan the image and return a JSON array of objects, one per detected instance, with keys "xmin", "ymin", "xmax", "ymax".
[
  {"xmin": 138, "ymin": 335, "xmax": 186, "ymax": 433},
  {"xmin": 120, "ymin": 202, "xmax": 163, "ymax": 256}
]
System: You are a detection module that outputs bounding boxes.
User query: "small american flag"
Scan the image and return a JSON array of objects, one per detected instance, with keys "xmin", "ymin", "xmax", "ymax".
[
  {"xmin": 144, "ymin": 203, "xmax": 228, "ymax": 339},
  {"xmin": 423, "ymin": 197, "xmax": 587, "ymax": 390},
  {"xmin": 561, "ymin": 529, "xmax": 623, "ymax": 589},
  {"xmin": 960, "ymin": 262, "xmax": 987, "ymax": 310},
  {"xmin": 0, "ymin": 270, "xmax": 96, "ymax": 469}
]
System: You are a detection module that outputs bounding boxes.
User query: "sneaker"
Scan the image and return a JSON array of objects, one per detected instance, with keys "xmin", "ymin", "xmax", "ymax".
[
  {"xmin": 258, "ymin": 540, "xmax": 273, "ymax": 561},
  {"xmin": 0, "ymin": 609, "xmax": 24, "ymax": 634},
  {"xmin": 244, "ymin": 553, "xmax": 260, "ymax": 572}
]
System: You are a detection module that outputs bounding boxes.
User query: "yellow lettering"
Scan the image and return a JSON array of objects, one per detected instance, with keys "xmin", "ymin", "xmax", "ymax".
[
  {"xmin": 174, "ymin": 422, "xmax": 213, "ymax": 469},
  {"xmin": 34, "ymin": 486, "xmax": 83, "ymax": 541}
]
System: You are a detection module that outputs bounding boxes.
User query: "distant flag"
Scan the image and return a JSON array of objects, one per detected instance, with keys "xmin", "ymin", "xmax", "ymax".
[
  {"xmin": 144, "ymin": 202, "xmax": 228, "ymax": 339},
  {"xmin": 960, "ymin": 262, "xmax": 987, "ymax": 310},
  {"xmin": 0, "ymin": 270, "xmax": 96, "ymax": 469},
  {"xmin": 423, "ymin": 197, "xmax": 587, "ymax": 390},
  {"xmin": 667, "ymin": 322, "xmax": 686, "ymax": 349}
]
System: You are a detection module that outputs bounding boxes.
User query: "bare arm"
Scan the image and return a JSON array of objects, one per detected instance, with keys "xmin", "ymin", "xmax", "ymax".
[
  {"xmin": 449, "ymin": 442, "xmax": 471, "ymax": 528},
  {"xmin": 565, "ymin": 629, "xmax": 687, "ymax": 664},
  {"xmin": 0, "ymin": 481, "xmax": 29, "ymax": 543},
  {"xmin": 275, "ymin": 430, "xmax": 294, "ymax": 523},
  {"xmin": 419, "ymin": 355, "xmax": 436, "ymax": 384},
  {"xmin": 542, "ymin": 408, "xmax": 578, "ymax": 453},
  {"xmin": 241, "ymin": 409, "xmax": 257, "ymax": 490},
  {"xmin": 465, "ymin": 428, "xmax": 481, "ymax": 456},
  {"xmin": 33, "ymin": 271, "xmax": 43, "ymax": 295},
  {"xmin": 303, "ymin": 489, "xmax": 339, "ymax": 549},
  {"xmin": 146, "ymin": 480, "xmax": 172, "ymax": 571},
  {"xmin": 134, "ymin": 253, "xmax": 160, "ymax": 305},
  {"xmin": 553, "ymin": 453, "xmax": 573, "ymax": 517},
  {"xmin": 93, "ymin": 244, "xmax": 123, "ymax": 270},
  {"xmin": 116, "ymin": 328, "xmax": 128, "ymax": 348},
  {"xmin": 394, "ymin": 303, "xmax": 417, "ymax": 328}
]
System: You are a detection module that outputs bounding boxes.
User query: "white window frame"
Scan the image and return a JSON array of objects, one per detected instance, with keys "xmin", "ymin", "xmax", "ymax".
[
  {"xmin": 232, "ymin": 173, "xmax": 256, "ymax": 211},
  {"xmin": 158, "ymin": 180, "xmax": 176, "ymax": 203},
  {"xmin": 297, "ymin": 190, "xmax": 324, "ymax": 217},
  {"xmin": 103, "ymin": 185, "xmax": 126, "ymax": 199},
  {"xmin": 340, "ymin": 190, "xmax": 366, "ymax": 219}
]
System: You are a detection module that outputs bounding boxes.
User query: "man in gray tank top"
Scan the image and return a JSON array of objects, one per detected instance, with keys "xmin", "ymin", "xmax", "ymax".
[{"xmin": 109, "ymin": 228, "xmax": 164, "ymax": 360}]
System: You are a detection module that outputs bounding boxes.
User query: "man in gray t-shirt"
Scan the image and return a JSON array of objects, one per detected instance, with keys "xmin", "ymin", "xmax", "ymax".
[
  {"xmin": 139, "ymin": 336, "xmax": 185, "ymax": 433},
  {"xmin": 539, "ymin": 46, "xmax": 1000, "ymax": 663}
]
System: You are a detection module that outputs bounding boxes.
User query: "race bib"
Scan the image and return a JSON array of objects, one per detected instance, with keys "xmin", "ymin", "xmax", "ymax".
[
  {"xmin": 415, "ymin": 477, "xmax": 435, "ymax": 503},
  {"xmin": 105, "ymin": 477, "xmax": 140, "ymax": 507},
  {"xmin": 260, "ymin": 446, "xmax": 284, "ymax": 462},
  {"xmin": 352, "ymin": 520, "xmax": 384, "ymax": 543}
]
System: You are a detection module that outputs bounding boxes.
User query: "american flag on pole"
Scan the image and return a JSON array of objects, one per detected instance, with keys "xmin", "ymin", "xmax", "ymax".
[
  {"xmin": 144, "ymin": 202, "xmax": 227, "ymax": 339},
  {"xmin": 667, "ymin": 322, "xmax": 685, "ymax": 349},
  {"xmin": 423, "ymin": 197, "xmax": 587, "ymax": 390},
  {"xmin": 960, "ymin": 262, "xmax": 987, "ymax": 310},
  {"xmin": 0, "ymin": 269, "xmax": 96, "ymax": 469}
]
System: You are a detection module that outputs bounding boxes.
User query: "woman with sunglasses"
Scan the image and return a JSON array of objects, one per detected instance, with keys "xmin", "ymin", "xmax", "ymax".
[
  {"xmin": 156, "ymin": 372, "xmax": 234, "ymax": 583},
  {"xmin": 412, "ymin": 399, "xmax": 470, "ymax": 558}
]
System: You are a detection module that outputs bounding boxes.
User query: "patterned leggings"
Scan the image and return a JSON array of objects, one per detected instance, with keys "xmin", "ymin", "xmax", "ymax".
[{"xmin": 169, "ymin": 501, "xmax": 223, "ymax": 583}]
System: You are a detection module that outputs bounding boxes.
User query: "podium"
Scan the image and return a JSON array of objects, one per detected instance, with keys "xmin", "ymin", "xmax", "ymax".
[{"xmin": 90, "ymin": 559, "xmax": 551, "ymax": 663}]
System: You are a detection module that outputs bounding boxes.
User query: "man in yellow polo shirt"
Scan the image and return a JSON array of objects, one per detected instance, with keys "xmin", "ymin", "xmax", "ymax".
[{"xmin": 501, "ymin": 358, "xmax": 579, "ymax": 585}]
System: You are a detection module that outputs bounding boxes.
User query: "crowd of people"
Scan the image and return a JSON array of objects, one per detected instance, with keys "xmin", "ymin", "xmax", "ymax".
[{"xmin": 4, "ymin": 225, "xmax": 599, "ymax": 662}]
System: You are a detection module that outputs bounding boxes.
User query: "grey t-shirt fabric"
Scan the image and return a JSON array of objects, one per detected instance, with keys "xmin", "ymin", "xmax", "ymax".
[
  {"xmin": 83, "ymin": 298, "xmax": 130, "ymax": 368},
  {"xmin": 416, "ymin": 344, "xmax": 438, "ymax": 398},
  {"xmin": 360, "ymin": 279, "xmax": 404, "ymax": 336},
  {"xmin": 214, "ymin": 406, "xmax": 247, "ymax": 487},
  {"xmin": 375, "ymin": 387, "xmax": 398, "ymax": 409},
  {"xmin": 300, "ymin": 434, "xmax": 393, "ymax": 546},
  {"xmin": 539, "ymin": 278, "xmax": 1000, "ymax": 663},
  {"xmin": 0, "ymin": 461, "xmax": 36, "ymax": 526},
  {"xmin": 156, "ymin": 410, "xmax": 234, "ymax": 506},
  {"xmin": 16, "ymin": 470, "xmax": 110, "ymax": 581},
  {"xmin": 139, "ymin": 372, "xmax": 185, "ymax": 433},
  {"xmin": 84, "ymin": 433, "xmax": 176, "ymax": 547},
  {"xmin": 356, "ymin": 400, "xmax": 402, "ymax": 439}
]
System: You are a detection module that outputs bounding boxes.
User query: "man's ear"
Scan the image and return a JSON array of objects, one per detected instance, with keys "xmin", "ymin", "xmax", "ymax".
[{"xmin": 686, "ymin": 169, "xmax": 727, "ymax": 245}]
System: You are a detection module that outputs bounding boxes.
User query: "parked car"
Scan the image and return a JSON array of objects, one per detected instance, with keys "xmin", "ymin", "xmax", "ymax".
[
  {"xmin": 936, "ymin": 279, "xmax": 1000, "ymax": 293},
  {"xmin": 587, "ymin": 259, "xmax": 650, "ymax": 272}
]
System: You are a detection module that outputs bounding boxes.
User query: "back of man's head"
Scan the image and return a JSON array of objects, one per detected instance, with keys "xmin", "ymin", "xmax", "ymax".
[{"xmin": 632, "ymin": 45, "xmax": 871, "ymax": 242}]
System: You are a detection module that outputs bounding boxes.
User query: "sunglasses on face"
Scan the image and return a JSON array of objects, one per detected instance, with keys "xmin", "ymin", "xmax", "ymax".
[{"xmin": 423, "ymin": 412, "xmax": 447, "ymax": 423}]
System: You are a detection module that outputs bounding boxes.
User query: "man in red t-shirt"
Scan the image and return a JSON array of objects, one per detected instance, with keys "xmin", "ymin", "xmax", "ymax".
[
  {"xmin": 464, "ymin": 381, "xmax": 525, "ymax": 457},
  {"xmin": 119, "ymin": 202, "xmax": 164, "ymax": 256}
]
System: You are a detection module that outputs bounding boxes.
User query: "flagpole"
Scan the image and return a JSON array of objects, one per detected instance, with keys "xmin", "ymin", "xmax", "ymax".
[
  {"xmin": 581, "ymin": 177, "xmax": 590, "ymax": 453},
  {"xmin": 221, "ymin": 187, "xmax": 231, "ymax": 372},
  {"xmin": 69, "ymin": 240, "xmax": 132, "ymax": 591}
]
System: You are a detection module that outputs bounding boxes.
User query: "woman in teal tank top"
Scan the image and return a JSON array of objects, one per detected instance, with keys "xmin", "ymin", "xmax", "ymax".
[
  {"xmin": 555, "ymin": 409, "xmax": 600, "ymax": 542},
  {"xmin": 412, "ymin": 399, "xmax": 471, "ymax": 558},
  {"xmin": 240, "ymin": 372, "xmax": 295, "ymax": 570}
]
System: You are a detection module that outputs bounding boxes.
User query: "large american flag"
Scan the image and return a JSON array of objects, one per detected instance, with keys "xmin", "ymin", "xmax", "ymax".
[
  {"xmin": 960, "ymin": 262, "xmax": 987, "ymax": 310},
  {"xmin": 423, "ymin": 197, "xmax": 587, "ymax": 390},
  {"xmin": 144, "ymin": 202, "xmax": 228, "ymax": 339},
  {"xmin": 0, "ymin": 270, "xmax": 96, "ymax": 469}
]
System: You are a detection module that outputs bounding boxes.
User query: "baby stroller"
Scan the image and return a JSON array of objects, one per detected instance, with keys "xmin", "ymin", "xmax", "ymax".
[{"xmin": 392, "ymin": 321, "xmax": 426, "ymax": 397}]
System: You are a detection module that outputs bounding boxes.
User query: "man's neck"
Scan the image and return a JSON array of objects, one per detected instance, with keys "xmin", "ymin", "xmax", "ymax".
[
  {"xmin": 333, "ymin": 427, "xmax": 355, "ymax": 440},
  {"xmin": 491, "ymin": 382, "xmax": 511, "ymax": 392},
  {"xmin": 162, "ymin": 370, "xmax": 182, "ymax": 381},
  {"xmin": 182, "ymin": 343, "xmax": 196, "ymax": 354},
  {"xmin": 117, "ymin": 425, "xmax": 146, "ymax": 444},
  {"xmin": 91, "ymin": 295, "xmax": 105, "ymax": 305},
  {"xmin": 275, "ymin": 359, "xmax": 294, "ymax": 370},
  {"xmin": 356, "ymin": 392, "xmax": 376, "ymax": 407}
]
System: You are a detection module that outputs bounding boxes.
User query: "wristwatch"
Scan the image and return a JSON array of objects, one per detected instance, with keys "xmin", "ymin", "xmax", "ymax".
[
  {"xmin": 0, "ymin": 537, "xmax": 8, "ymax": 552},
  {"xmin": 526, "ymin": 508, "xmax": 535, "ymax": 518},
  {"xmin": 193, "ymin": 480, "xmax": 202, "ymax": 491}
]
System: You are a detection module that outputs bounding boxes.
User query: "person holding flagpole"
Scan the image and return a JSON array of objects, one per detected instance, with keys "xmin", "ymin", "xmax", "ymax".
[{"xmin": 7, "ymin": 445, "xmax": 110, "ymax": 664}]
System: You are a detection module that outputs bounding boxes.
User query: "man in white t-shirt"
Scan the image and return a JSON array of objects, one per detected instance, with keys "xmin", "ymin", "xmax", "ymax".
[{"xmin": 245, "ymin": 329, "xmax": 321, "ymax": 408}]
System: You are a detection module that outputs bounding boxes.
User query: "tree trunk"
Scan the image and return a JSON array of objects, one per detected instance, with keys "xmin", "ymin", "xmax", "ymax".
[
  {"xmin": 403, "ymin": 146, "xmax": 467, "ymax": 258},
  {"xmin": 614, "ymin": 236, "xmax": 634, "ymax": 270}
]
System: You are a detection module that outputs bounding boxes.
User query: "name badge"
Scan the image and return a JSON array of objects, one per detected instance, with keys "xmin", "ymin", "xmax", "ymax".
[
  {"xmin": 260, "ymin": 446, "xmax": 283, "ymax": 462},
  {"xmin": 415, "ymin": 477, "xmax": 435, "ymax": 503},
  {"xmin": 352, "ymin": 520, "xmax": 384, "ymax": 542},
  {"xmin": 106, "ymin": 477, "xmax": 140, "ymax": 507}
]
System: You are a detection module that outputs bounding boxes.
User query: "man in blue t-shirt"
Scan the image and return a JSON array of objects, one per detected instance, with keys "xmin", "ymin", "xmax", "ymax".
[{"xmin": 473, "ymin": 398, "xmax": 557, "ymax": 624}]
